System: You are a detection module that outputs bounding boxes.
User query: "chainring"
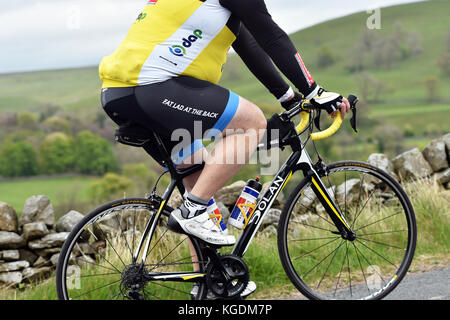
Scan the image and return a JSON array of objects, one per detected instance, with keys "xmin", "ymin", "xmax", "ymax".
[{"xmin": 206, "ymin": 254, "xmax": 249, "ymax": 299}]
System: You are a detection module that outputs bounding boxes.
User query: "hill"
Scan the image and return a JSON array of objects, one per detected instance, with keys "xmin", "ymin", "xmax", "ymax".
[{"xmin": 0, "ymin": 1, "xmax": 449, "ymax": 139}]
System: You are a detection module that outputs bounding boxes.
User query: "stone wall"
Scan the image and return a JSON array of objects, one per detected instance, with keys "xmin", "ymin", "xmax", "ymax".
[
  {"xmin": 0, "ymin": 133, "xmax": 448, "ymax": 288},
  {"xmin": 0, "ymin": 196, "xmax": 83, "ymax": 287}
]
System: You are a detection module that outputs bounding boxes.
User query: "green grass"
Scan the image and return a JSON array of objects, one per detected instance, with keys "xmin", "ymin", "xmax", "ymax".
[
  {"xmin": 0, "ymin": 1, "xmax": 448, "ymax": 123},
  {"xmin": 0, "ymin": 175, "xmax": 95, "ymax": 216},
  {"xmin": 2, "ymin": 178, "xmax": 447, "ymax": 300}
]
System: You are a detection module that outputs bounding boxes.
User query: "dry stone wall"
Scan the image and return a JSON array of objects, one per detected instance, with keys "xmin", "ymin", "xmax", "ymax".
[{"xmin": 0, "ymin": 134, "xmax": 449, "ymax": 288}]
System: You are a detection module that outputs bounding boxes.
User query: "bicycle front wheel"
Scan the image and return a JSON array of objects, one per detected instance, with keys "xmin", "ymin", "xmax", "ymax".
[
  {"xmin": 278, "ymin": 161, "xmax": 417, "ymax": 300},
  {"xmin": 56, "ymin": 198, "xmax": 207, "ymax": 300}
]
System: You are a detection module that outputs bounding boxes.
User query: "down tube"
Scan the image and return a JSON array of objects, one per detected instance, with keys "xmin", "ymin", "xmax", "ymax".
[{"xmin": 232, "ymin": 152, "xmax": 300, "ymax": 257}]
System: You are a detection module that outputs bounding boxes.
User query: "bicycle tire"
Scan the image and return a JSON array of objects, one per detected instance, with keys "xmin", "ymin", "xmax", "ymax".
[
  {"xmin": 278, "ymin": 161, "xmax": 417, "ymax": 300},
  {"xmin": 56, "ymin": 198, "xmax": 207, "ymax": 300}
]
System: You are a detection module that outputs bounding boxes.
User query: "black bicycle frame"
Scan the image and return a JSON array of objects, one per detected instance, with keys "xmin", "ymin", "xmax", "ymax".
[{"xmin": 133, "ymin": 131, "xmax": 355, "ymax": 280}]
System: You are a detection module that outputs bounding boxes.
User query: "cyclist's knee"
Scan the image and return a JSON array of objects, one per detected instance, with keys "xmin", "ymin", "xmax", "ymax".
[{"xmin": 228, "ymin": 97, "xmax": 266, "ymax": 133}]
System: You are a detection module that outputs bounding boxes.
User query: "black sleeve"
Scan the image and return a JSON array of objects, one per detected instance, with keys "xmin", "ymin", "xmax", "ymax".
[
  {"xmin": 220, "ymin": 0, "xmax": 318, "ymax": 97},
  {"xmin": 232, "ymin": 24, "xmax": 290, "ymax": 100}
]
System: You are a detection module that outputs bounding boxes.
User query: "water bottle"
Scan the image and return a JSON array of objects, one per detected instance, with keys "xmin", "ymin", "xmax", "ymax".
[
  {"xmin": 207, "ymin": 198, "xmax": 228, "ymax": 234},
  {"xmin": 228, "ymin": 177, "xmax": 263, "ymax": 230}
]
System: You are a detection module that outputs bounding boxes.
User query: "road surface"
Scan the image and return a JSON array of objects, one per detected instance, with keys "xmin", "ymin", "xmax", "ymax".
[{"xmin": 384, "ymin": 266, "xmax": 450, "ymax": 300}]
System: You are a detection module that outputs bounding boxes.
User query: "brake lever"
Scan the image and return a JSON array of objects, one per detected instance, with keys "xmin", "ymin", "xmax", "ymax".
[
  {"xmin": 347, "ymin": 94, "xmax": 359, "ymax": 133},
  {"xmin": 314, "ymin": 109, "xmax": 322, "ymax": 131}
]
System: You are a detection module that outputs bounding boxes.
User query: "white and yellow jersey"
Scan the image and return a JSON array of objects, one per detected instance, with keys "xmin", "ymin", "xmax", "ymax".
[{"xmin": 99, "ymin": 0, "xmax": 236, "ymax": 88}]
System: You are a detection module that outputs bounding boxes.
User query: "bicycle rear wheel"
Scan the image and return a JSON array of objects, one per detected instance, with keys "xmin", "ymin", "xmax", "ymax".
[
  {"xmin": 56, "ymin": 198, "xmax": 207, "ymax": 300},
  {"xmin": 278, "ymin": 161, "xmax": 417, "ymax": 300}
]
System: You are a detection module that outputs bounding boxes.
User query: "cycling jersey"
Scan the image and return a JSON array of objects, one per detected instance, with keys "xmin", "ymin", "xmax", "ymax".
[
  {"xmin": 100, "ymin": 0, "xmax": 236, "ymax": 88},
  {"xmin": 99, "ymin": 0, "xmax": 318, "ymax": 100}
]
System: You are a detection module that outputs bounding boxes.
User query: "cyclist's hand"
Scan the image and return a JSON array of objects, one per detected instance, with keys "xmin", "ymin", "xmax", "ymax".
[
  {"xmin": 310, "ymin": 88, "xmax": 345, "ymax": 117},
  {"xmin": 331, "ymin": 97, "xmax": 351, "ymax": 120},
  {"xmin": 281, "ymin": 91, "xmax": 302, "ymax": 111}
]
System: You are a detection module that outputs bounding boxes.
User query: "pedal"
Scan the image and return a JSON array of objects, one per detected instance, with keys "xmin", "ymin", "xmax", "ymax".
[{"xmin": 167, "ymin": 213, "xmax": 185, "ymax": 234}]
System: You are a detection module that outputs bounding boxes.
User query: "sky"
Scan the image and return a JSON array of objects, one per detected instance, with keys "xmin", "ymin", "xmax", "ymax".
[{"xmin": 0, "ymin": 0, "xmax": 424, "ymax": 74}]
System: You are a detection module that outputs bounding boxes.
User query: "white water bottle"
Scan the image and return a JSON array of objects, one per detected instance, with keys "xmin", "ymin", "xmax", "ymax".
[{"xmin": 228, "ymin": 177, "xmax": 262, "ymax": 230}]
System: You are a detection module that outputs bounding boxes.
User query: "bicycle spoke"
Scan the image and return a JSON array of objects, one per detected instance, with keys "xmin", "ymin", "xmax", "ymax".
[
  {"xmin": 93, "ymin": 222, "xmax": 127, "ymax": 268},
  {"xmin": 352, "ymin": 172, "xmax": 366, "ymax": 229},
  {"xmin": 332, "ymin": 242, "xmax": 348, "ymax": 297},
  {"xmin": 352, "ymin": 240, "xmax": 387, "ymax": 285},
  {"xmin": 113, "ymin": 211, "xmax": 134, "ymax": 261},
  {"xmin": 357, "ymin": 237, "xmax": 405, "ymax": 250},
  {"xmin": 351, "ymin": 242, "xmax": 370, "ymax": 293},
  {"xmin": 79, "ymin": 272, "xmax": 120, "ymax": 278},
  {"xmin": 345, "ymin": 241, "xmax": 352, "ymax": 297},
  {"xmin": 355, "ymin": 211, "xmax": 401, "ymax": 232},
  {"xmin": 300, "ymin": 190, "xmax": 334, "ymax": 227},
  {"xmin": 316, "ymin": 240, "xmax": 345, "ymax": 290},
  {"xmin": 150, "ymin": 237, "xmax": 188, "ymax": 270},
  {"xmin": 355, "ymin": 239, "xmax": 398, "ymax": 268},
  {"xmin": 145, "ymin": 227, "xmax": 169, "ymax": 259},
  {"xmin": 75, "ymin": 256, "xmax": 120, "ymax": 274},
  {"xmin": 289, "ymin": 219, "xmax": 336, "ymax": 233},
  {"xmin": 301, "ymin": 239, "xmax": 343, "ymax": 279},
  {"xmin": 289, "ymin": 235, "xmax": 340, "ymax": 242},
  {"xmin": 70, "ymin": 279, "xmax": 122, "ymax": 300},
  {"xmin": 78, "ymin": 236, "xmax": 123, "ymax": 274},
  {"xmin": 352, "ymin": 188, "xmax": 377, "ymax": 227},
  {"xmin": 358, "ymin": 229, "xmax": 408, "ymax": 237},
  {"xmin": 292, "ymin": 237, "xmax": 339, "ymax": 261},
  {"xmin": 150, "ymin": 281, "xmax": 191, "ymax": 296}
]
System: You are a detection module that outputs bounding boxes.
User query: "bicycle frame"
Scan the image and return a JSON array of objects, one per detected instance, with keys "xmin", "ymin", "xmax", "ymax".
[{"xmin": 131, "ymin": 131, "xmax": 355, "ymax": 283}]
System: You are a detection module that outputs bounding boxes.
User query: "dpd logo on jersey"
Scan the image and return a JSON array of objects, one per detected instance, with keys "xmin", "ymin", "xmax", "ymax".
[{"xmin": 169, "ymin": 29, "xmax": 203, "ymax": 57}]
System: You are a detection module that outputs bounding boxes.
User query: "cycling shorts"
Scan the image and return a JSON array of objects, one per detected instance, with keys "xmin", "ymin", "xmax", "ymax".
[{"xmin": 101, "ymin": 76, "xmax": 240, "ymax": 165}]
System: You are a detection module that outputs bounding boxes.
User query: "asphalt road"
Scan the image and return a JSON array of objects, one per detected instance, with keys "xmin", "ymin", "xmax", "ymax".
[
  {"xmin": 281, "ymin": 266, "xmax": 450, "ymax": 300},
  {"xmin": 384, "ymin": 267, "xmax": 450, "ymax": 300}
]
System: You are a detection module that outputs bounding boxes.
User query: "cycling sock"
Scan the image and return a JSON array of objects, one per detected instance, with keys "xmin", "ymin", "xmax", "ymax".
[{"xmin": 180, "ymin": 193, "xmax": 209, "ymax": 219}]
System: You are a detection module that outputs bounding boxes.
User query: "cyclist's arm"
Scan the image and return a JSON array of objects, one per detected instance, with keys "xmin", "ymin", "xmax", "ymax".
[
  {"xmin": 220, "ymin": 0, "xmax": 319, "ymax": 99},
  {"xmin": 232, "ymin": 25, "xmax": 293, "ymax": 102}
]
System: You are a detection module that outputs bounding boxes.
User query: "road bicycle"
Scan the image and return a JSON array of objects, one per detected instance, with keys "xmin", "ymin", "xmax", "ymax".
[{"xmin": 56, "ymin": 94, "xmax": 417, "ymax": 300}]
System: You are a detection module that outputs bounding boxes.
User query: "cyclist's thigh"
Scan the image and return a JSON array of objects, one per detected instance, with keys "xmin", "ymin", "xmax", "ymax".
[
  {"xmin": 134, "ymin": 76, "xmax": 240, "ymax": 163},
  {"xmin": 224, "ymin": 96, "xmax": 266, "ymax": 134}
]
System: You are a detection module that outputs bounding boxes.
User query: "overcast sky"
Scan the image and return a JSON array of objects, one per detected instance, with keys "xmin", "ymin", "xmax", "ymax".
[{"xmin": 0, "ymin": 0, "xmax": 423, "ymax": 74}]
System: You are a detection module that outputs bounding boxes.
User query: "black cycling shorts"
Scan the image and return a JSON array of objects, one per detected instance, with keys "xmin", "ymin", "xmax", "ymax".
[{"xmin": 101, "ymin": 76, "xmax": 240, "ymax": 165}]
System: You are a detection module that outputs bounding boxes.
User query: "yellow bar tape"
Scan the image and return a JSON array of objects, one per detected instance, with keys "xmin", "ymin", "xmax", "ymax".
[{"xmin": 296, "ymin": 111, "xmax": 343, "ymax": 141}]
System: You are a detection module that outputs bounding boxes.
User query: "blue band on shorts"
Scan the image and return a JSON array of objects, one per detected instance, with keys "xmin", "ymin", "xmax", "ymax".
[
  {"xmin": 171, "ymin": 90, "xmax": 239, "ymax": 166},
  {"xmin": 205, "ymin": 90, "xmax": 239, "ymax": 139},
  {"xmin": 172, "ymin": 139, "xmax": 204, "ymax": 166}
]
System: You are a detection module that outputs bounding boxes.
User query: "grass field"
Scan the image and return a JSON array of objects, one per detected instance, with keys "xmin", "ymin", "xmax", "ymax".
[
  {"xmin": 0, "ymin": 175, "xmax": 94, "ymax": 216},
  {"xmin": 0, "ymin": 178, "xmax": 448, "ymax": 300},
  {"xmin": 0, "ymin": 1, "xmax": 448, "ymax": 132}
]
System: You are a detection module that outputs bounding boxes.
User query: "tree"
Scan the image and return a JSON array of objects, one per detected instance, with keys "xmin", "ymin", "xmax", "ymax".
[
  {"xmin": 42, "ymin": 116, "xmax": 72, "ymax": 135},
  {"xmin": 446, "ymin": 28, "xmax": 450, "ymax": 52},
  {"xmin": 17, "ymin": 111, "xmax": 39, "ymax": 131},
  {"xmin": 0, "ymin": 142, "xmax": 38, "ymax": 177},
  {"xmin": 355, "ymin": 71, "xmax": 387, "ymax": 103},
  {"xmin": 316, "ymin": 46, "xmax": 336, "ymax": 68},
  {"xmin": 75, "ymin": 131, "xmax": 119, "ymax": 175},
  {"xmin": 88, "ymin": 173, "xmax": 132, "ymax": 202},
  {"xmin": 373, "ymin": 124, "xmax": 404, "ymax": 155},
  {"xmin": 424, "ymin": 76, "xmax": 440, "ymax": 103},
  {"xmin": 437, "ymin": 52, "xmax": 450, "ymax": 76},
  {"xmin": 38, "ymin": 132, "xmax": 76, "ymax": 174}
]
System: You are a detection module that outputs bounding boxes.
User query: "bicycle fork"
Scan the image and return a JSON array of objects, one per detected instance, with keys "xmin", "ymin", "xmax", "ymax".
[{"xmin": 308, "ymin": 170, "xmax": 356, "ymax": 240}]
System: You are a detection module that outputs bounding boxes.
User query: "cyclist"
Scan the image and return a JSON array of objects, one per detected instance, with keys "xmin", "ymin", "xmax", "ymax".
[{"xmin": 100, "ymin": 0, "xmax": 350, "ymax": 253}]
